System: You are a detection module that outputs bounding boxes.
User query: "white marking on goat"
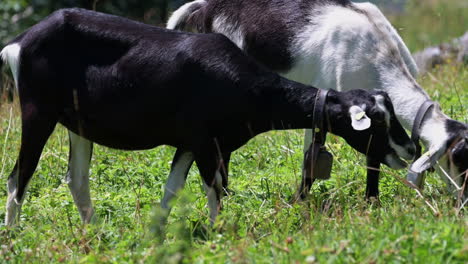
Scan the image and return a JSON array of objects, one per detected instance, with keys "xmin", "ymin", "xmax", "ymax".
[
  {"xmin": 2, "ymin": 44, "xmax": 25, "ymax": 226},
  {"xmin": 212, "ymin": 15, "xmax": 245, "ymax": 49},
  {"xmin": 5, "ymin": 170, "xmax": 21, "ymax": 226},
  {"xmin": 373, "ymin": 95, "xmax": 390, "ymax": 126},
  {"xmin": 166, "ymin": 0, "xmax": 206, "ymax": 30},
  {"xmin": 67, "ymin": 131, "xmax": 94, "ymax": 223},
  {"xmin": 1, "ymin": 43, "xmax": 21, "ymax": 87},
  {"xmin": 419, "ymin": 109, "xmax": 449, "ymax": 151},
  {"xmin": 353, "ymin": 2, "xmax": 418, "ymax": 78},
  {"xmin": 374, "ymin": 94, "xmax": 413, "ymax": 160},
  {"xmin": 286, "ymin": 5, "xmax": 382, "ymax": 90},
  {"xmin": 203, "ymin": 171, "xmax": 223, "ymax": 225},
  {"xmin": 161, "ymin": 151, "xmax": 194, "ymax": 209}
]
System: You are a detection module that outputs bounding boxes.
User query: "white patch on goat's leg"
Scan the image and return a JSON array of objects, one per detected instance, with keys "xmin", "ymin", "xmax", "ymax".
[
  {"xmin": 203, "ymin": 171, "xmax": 222, "ymax": 225},
  {"xmin": 161, "ymin": 151, "xmax": 194, "ymax": 210},
  {"xmin": 67, "ymin": 131, "xmax": 94, "ymax": 223},
  {"xmin": 373, "ymin": 95, "xmax": 390, "ymax": 126},
  {"xmin": 5, "ymin": 169, "xmax": 22, "ymax": 226}
]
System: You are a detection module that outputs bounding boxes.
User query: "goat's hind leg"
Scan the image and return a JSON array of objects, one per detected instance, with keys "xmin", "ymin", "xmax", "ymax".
[
  {"xmin": 5, "ymin": 110, "xmax": 57, "ymax": 226},
  {"xmin": 219, "ymin": 152, "xmax": 231, "ymax": 196},
  {"xmin": 66, "ymin": 131, "xmax": 94, "ymax": 224}
]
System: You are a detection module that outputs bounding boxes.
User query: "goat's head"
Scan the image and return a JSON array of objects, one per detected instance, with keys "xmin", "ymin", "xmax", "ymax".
[
  {"xmin": 411, "ymin": 120, "xmax": 468, "ymax": 200},
  {"xmin": 326, "ymin": 89, "xmax": 415, "ymax": 169}
]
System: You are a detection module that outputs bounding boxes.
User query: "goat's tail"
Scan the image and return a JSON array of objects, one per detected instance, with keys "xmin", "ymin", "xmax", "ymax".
[
  {"xmin": 0, "ymin": 43, "xmax": 21, "ymax": 88},
  {"xmin": 166, "ymin": 0, "xmax": 207, "ymax": 31}
]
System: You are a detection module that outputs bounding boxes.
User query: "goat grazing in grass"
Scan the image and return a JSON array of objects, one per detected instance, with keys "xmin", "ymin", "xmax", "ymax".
[
  {"xmin": 168, "ymin": 0, "xmax": 468, "ymax": 201},
  {"xmin": 0, "ymin": 8, "xmax": 413, "ymax": 226}
]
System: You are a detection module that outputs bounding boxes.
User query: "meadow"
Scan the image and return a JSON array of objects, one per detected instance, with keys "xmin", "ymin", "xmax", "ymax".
[{"xmin": 0, "ymin": 1, "xmax": 467, "ymax": 263}]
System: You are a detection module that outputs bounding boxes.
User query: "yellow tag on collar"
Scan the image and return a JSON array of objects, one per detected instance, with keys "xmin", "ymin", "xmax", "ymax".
[
  {"xmin": 355, "ymin": 111, "xmax": 366, "ymax": 120},
  {"xmin": 422, "ymin": 150, "xmax": 432, "ymax": 157}
]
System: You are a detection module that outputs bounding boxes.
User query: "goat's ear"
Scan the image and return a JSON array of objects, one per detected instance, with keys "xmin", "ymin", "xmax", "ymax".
[
  {"xmin": 410, "ymin": 146, "xmax": 446, "ymax": 173},
  {"xmin": 349, "ymin": 105, "xmax": 371, "ymax": 131}
]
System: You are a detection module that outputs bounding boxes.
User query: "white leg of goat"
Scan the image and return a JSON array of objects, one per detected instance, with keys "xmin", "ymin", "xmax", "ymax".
[
  {"xmin": 161, "ymin": 150, "xmax": 194, "ymax": 211},
  {"xmin": 203, "ymin": 171, "xmax": 223, "ymax": 225},
  {"xmin": 5, "ymin": 168, "xmax": 22, "ymax": 226},
  {"xmin": 66, "ymin": 131, "xmax": 94, "ymax": 223}
]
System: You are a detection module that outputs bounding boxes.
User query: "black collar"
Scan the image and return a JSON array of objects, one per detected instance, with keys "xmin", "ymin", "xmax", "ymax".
[
  {"xmin": 411, "ymin": 100, "xmax": 435, "ymax": 161},
  {"xmin": 313, "ymin": 89, "xmax": 329, "ymax": 144}
]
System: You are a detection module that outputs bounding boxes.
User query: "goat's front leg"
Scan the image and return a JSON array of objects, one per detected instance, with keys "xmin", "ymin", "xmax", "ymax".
[
  {"xmin": 296, "ymin": 143, "xmax": 316, "ymax": 200},
  {"xmin": 298, "ymin": 129, "xmax": 315, "ymax": 197},
  {"xmin": 366, "ymin": 157, "xmax": 381, "ymax": 200}
]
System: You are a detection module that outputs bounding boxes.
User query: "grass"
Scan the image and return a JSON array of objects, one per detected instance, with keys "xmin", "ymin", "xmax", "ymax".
[
  {"xmin": 391, "ymin": 0, "xmax": 468, "ymax": 52},
  {"xmin": 0, "ymin": 1, "xmax": 467, "ymax": 263}
]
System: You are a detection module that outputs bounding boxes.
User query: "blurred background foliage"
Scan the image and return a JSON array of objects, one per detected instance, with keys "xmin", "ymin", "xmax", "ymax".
[
  {"xmin": 0, "ymin": 0, "xmax": 188, "ymax": 47},
  {"xmin": 389, "ymin": 0, "xmax": 468, "ymax": 51}
]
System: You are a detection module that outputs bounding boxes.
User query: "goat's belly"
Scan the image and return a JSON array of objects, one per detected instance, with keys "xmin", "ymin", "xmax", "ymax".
[
  {"xmin": 58, "ymin": 117, "xmax": 179, "ymax": 150},
  {"xmin": 80, "ymin": 129, "xmax": 171, "ymax": 150}
]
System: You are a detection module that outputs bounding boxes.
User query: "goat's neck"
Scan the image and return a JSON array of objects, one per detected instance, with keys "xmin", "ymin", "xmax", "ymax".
[
  {"xmin": 377, "ymin": 64, "xmax": 450, "ymax": 150},
  {"xmin": 253, "ymin": 77, "xmax": 325, "ymax": 131}
]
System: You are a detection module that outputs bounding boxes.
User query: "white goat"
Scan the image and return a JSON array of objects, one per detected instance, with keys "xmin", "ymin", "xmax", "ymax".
[{"xmin": 168, "ymin": 0, "xmax": 468, "ymax": 200}]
